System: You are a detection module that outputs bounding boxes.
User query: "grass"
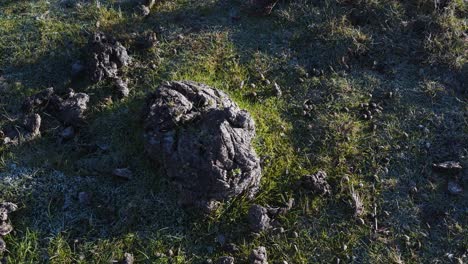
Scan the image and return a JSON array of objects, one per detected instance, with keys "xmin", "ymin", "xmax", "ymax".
[{"xmin": 0, "ymin": 0, "xmax": 467, "ymax": 263}]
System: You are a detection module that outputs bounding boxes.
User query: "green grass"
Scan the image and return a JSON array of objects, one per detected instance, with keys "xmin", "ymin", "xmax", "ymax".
[{"xmin": 0, "ymin": 0, "xmax": 467, "ymax": 263}]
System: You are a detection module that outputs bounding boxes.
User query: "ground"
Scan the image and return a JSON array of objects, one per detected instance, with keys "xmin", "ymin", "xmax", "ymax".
[{"xmin": 0, "ymin": 0, "xmax": 467, "ymax": 263}]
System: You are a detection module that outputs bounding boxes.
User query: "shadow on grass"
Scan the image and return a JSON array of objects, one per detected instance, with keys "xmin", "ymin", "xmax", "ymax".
[{"xmin": 1, "ymin": 0, "xmax": 466, "ymax": 262}]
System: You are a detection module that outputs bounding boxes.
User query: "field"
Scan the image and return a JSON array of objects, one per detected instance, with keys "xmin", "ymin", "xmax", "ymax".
[{"xmin": 0, "ymin": 0, "xmax": 466, "ymax": 263}]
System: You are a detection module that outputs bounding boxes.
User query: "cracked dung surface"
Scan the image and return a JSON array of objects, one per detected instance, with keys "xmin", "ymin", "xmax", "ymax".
[{"xmin": 143, "ymin": 81, "xmax": 262, "ymax": 211}]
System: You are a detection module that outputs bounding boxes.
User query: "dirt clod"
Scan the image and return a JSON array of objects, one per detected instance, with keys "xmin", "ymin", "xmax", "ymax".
[
  {"xmin": 0, "ymin": 202, "xmax": 17, "ymax": 222},
  {"xmin": 143, "ymin": 81, "xmax": 262, "ymax": 212},
  {"xmin": 22, "ymin": 88, "xmax": 89, "ymax": 126},
  {"xmin": 0, "ymin": 222, "xmax": 13, "ymax": 236},
  {"xmin": 51, "ymin": 90, "xmax": 89, "ymax": 125},
  {"xmin": 88, "ymin": 32, "xmax": 130, "ymax": 83},
  {"xmin": 134, "ymin": 31, "xmax": 158, "ymax": 50},
  {"xmin": 23, "ymin": 114, "xmax": 41, "ymax": 138},
  {"xmin": 22, "ymin": 87, "xmax": 55, "ymax": 112},
  {"xmin": 249, "ymin": 246, "xmax": 268, "ymax": 264},
  {"xmin": 301, "ymin": 171, "xmax": 332, "ymax": 196},
  {"xmin": 216, "ymin": 256, "xmax": 235, "ymax": 264},
  {"xmin": 115, "ymin": 78, "xmax": 130, "ymax": 98},
  {"xmin": 1, "ymin": 114, "xmax": 41, "ymax": 145},
  {"xmin": 138, "ymin": 5, "xmax": 150, "ymax": 16},
  {"xmin": 248, "ymin": 204, "xmax": 271, "ymax": 233},
  {"xmin": 121, "ymin": 253, "xmax": 134, "ymax": 264}
]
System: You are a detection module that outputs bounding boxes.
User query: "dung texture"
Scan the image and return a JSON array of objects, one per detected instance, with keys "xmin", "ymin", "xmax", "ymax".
[
  {"xmin": 143, "ymin": 81, "xmax": 262, "ymax": 211},
  {"xmin": 88, "ymin": 32, "xmax": 130, "ymax": 83}
]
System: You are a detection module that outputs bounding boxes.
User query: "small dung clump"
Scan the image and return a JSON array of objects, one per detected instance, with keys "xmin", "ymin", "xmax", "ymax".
[
  {"xmin": 248, "ymin": 200, "xmax": 294, "ymax": 233},
  {"xmin": 22, "ymin": 87, "xmax": 89, "ymax": 126},
  {"xmin": 3, "ymin": 87, "xmax": 89, "ymax": 144},
  {"xmin": 143, "ymin": 81, "xmax": 262, "ymax": 212},
  {"xmin": 121, "ymin": 252, "xmax": 134, "ymax": 264},
  {"xmin": 216, "ymin": 256, "xmax": 235, "ymax": 264},
  {"xmin": 301, "ymin": 170, "xmax": 332, "ymax": 196},
  {"xmin": 1, "ymin": 114, "xmax": 41, "ymax": 145},
  {"xmin": 0, "ymin": 202, "xmax": 18, "ymax": 253},
  {"xmin": 88, "ymin": 32, "xmax": 131, "ymax": 83},
  {"xmin": 249, "ymin": 246, "xmax": 268, "ymax": 264},
  {"xmin": 248, "ymin": 204, "xmax": 271, "ymax": 233}
]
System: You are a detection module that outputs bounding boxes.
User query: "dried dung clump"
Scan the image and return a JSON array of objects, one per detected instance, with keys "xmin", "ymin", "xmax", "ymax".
[
  {"xmin": 249, "ymin": 246, "xmax": 268, "ymax": 264},
  {"xmin": 2, "ymin": 88, "xmax": 88, "ymax": 145},
  {"xmin": 142, "ymin": 81, "xmax": 262, "ymax": 212},
  {"xmin": 301, "ymin": 170, "xmax": 332, "ymax": 196},
  {"xmin": 22, "ymin": 87, "xmax": 89, "ymax": 126},
  {"xmin": 1, "ymin": 114, "xmax": 41, "ymax": 145},
  {"xmin": 0, "ymin": 202, "xmax": 18, "ymax": 253},
  {"xmin": 247, "ymin": 199, "xmax": 294, "ymax": 233},
  {"xmin": 88, "ymin": 32, "xmax": 131, "ymax": 83},
  {"xmin": 248, "ymin": 204, "xmax": 271, "ymax": 233}
]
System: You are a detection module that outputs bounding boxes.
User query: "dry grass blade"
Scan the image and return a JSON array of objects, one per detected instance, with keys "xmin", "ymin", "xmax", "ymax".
[{"xmin": 350, "ymin": 186, "xmax": 364, "ymax": 217}]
